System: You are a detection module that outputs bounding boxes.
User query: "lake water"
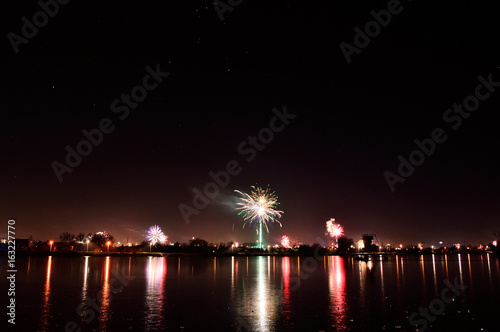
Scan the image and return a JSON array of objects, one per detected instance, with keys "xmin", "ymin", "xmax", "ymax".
[{"xmin": 2, "ymin": 254, "xmax": 499, "ymax": 331}]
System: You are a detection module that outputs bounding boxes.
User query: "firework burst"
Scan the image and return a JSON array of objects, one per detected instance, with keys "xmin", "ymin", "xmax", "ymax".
[
  {"xmin": 147, "ymin": 225, "xmax": 167, "ymax": 245},
  {"xmin": 281, "ymin": 235, "xmax": 291, "ymax": 248},
  {"xmin": 325, "ymin": 218, "xmax": 344, "ymax": 242},
  {"xmin": 234, "ymin": 186, "xmax": 283, "ymax": 234}
]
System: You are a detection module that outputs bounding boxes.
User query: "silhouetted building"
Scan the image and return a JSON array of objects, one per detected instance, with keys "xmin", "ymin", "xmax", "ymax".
[{"xmin": 362, "ymin": 234, "xmax": 374, "ymax": 252}]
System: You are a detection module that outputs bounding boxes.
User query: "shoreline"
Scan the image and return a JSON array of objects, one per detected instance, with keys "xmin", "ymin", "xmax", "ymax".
[{"xmin": 1, "ymin": 250, "xmax": 496, "ymax": 258}]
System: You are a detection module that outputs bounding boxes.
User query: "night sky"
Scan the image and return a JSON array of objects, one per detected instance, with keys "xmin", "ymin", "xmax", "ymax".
[{"xmin": 1, "ymin": 1, "xmax": 499, "ymax": 246}]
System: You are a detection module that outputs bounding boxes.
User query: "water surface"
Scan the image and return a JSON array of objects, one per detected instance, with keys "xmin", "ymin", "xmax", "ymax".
[{"xmin": 2, "ymin": 253, "xmax": 499, "ymax": 331}]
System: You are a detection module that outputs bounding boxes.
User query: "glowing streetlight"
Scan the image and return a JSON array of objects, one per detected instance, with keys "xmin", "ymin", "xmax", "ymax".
[
  {"xmin": 49, "ymin": 240, "xmax": 54, "ymax": 252},
  {"xmin": 86, "ymin": 239, "xmax": 90, "ymax": 252},
  {"xmin": 107, "ymin": 241, "xmax": 111, "ymax": 253}
]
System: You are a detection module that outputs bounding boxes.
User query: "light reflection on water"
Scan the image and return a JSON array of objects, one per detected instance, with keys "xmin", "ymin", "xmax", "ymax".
[
  {"xmin": 38, "ymin": 256, "xmax": 52, "ymax": 331},
  {"xmin": 328, "ymin": 256, "xmax": 347, "ymax": 331},
  {"xmin": 257, "ymin": 256, "xmax": 270, "ymax": 330},
  {"xmin": 458, "ymin": 253, "xmax": 463, "ymax": 285},
  {"xmin": 99, "ymin": 256, "xmax": 111, "ymax": 331},
  {"xmin": 230, "ymin": 255, "xmax": 300, "ymax": 331},
  {"xmin": 486, "ymin": 253, "xmax": 492, "ymax": 285},
  {"xmin": 445, "ymin": 253, "xmax": 449, "ymax": 280},
  {"xmin": 9, "ymin": 253, "xmax": 500, "ymax": 331},
  {"xmin": 468, "ymin": 254, "xmax": 474, "ymax": 293},
  {"xmin": 395, "ymin": 255, "xmax": 401, "ymax": 301},
  {"xmin": 420, "ymin": 255, "xmax": 427, "ymax": 297},
  {"xmin": 281, "ymin": 256, "xmax": 292, "ymax": 324},
  {"xmin": 144, "ymin": 257, "xmax": 167, "ymax": 330},
  {"xmin": 380, "ymin": 258, "xmax": 385, "ymax": 305},
  {"xmin": 432, "ymin": 254, "xmax": 438, "ymax": 296},
  {"xmin": 81, "ymin": 256, "xmax": 89, "ymax": 303}
]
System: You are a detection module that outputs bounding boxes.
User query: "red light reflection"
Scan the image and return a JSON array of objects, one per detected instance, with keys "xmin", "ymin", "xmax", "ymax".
[{"xmin": 328, "ymin": 256, "xmax": 347, "ymax": 331}]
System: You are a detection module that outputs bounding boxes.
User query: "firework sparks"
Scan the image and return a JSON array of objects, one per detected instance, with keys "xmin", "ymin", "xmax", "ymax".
[
  {"xmin": 234, "ymin": 186, "xmax": 284, "ymax": 235},
  {"xmin": 147, "ymin": 225, "xmax": 167, "ymax": 245},
  {"xmin": 281, "ymin": 235, "xmax": 291, "ymax": 248},
  {"xmin": 325, "ymin": 218, "xmax": 344, "ymax": 242}
]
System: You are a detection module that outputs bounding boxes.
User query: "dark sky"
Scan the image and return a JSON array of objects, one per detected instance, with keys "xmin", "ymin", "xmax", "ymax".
[{"xmin": 1, "ymin": 1, "xmax": 499, "ymax": 246}]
